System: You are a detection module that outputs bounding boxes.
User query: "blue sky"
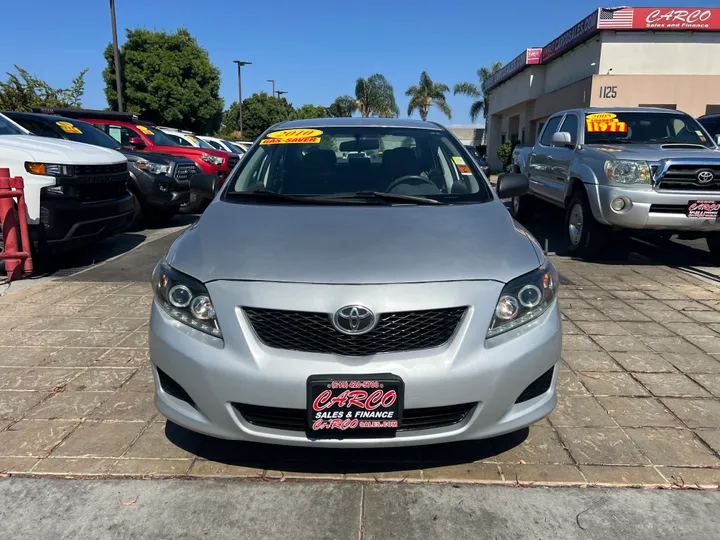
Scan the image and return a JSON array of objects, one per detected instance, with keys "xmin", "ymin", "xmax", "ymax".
[{"xmin": 0, "ymin": 1, "xmax": 708, "ymax": 127}]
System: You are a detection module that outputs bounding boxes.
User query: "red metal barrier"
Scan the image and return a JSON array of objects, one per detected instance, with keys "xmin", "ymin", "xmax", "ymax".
[{"xmin": 0, "ymin": 168, "xmax": 33, "ymax": 281}]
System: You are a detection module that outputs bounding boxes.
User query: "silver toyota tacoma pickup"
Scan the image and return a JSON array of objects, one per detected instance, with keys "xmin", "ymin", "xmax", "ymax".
[{"xmin": 511, "ymin": 107, "xmax": 720, "ymax": 258}]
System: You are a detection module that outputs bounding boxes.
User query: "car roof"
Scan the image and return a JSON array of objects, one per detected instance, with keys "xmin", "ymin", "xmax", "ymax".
[
  {"xmin": 552, "ymin": 107, "xmax": 687, "ymax": 117},
  {"xmin": 699, "ymin": 114, "xmax": 720, "ymax": 120},
  {"xmin": 3, "ymin": 111, "xmax": 94, "ymax": 126},
  {"xmin": 271, "ymin": 117, "xmax": 446, "ymax": 130}
]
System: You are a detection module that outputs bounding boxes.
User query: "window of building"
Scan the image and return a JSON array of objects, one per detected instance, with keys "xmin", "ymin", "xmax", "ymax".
[
  {"xmin": 559, "ymin": 114, "xmax": 579, "ymax": 145},
  {"xmin": 639, "ymin": 104, "xmax": 677, "ymax": 110},
  {"xmin": 539, "ymin": 116, "xmax": 563, "ymax": 146},
  {"xmin": 706, "ymin": 105, "xmax": 720, "ymax": 116}
]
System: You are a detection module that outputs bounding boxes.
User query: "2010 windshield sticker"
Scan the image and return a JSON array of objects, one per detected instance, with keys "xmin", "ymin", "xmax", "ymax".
[
  {"xmin": 260, "ymin": 128, "xmax": 323, "ymax": 145},
  {"xmin": 56, "ymin": 121, "xmax": 82, "ymax": 134},
  {"xmin": 586, "ymin": 113, "xmax": 627, "ymax": 133},
  {"xmin": 136, "ymin": 125, "xmax": 154, "ymax": 135},
  {"xmin": 452, "ymin": 156, "xmax": 472, "ymax": 175}
]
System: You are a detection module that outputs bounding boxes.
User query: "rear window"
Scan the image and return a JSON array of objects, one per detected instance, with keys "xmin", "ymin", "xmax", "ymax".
[
  {"xmin": 226, "ymin": 126, "xmax": 492, "ymax": 203},
  {"xmin": 584, "ymin": 112, "xmax": 712, "ymax": 147}
]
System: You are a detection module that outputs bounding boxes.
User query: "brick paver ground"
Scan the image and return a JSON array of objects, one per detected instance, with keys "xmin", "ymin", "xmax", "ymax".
[{"xmin": 2, "ymin": 252, "xmax": 720, "ymax": 488}]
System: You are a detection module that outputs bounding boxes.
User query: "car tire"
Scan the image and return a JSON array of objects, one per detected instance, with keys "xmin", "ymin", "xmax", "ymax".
[
  {"xmin": 128, "ymin": 191, "xmax": 144, "ymax": 230},
  {"xmin": 706, "ymin": 233, "xmax": 720, "ymax": 256},
  {"xmin": 565, "ymin": 190, "xmax": 609, "ymax": 259},
  {"xmin": 509, "ymin": 194, "xmax": 535, "ymax": 222}
]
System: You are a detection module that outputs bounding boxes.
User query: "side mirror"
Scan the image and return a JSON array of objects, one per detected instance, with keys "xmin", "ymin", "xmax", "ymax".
[
  {"xmin": 128, "ymin": 137, "xmax": 146, "ymax": 149},
  {"xmin": 190, "ymin": 173, "xmax": 218, "ymax": 200},
  {"xmin": 496, "ymin": 173, "xmax": 529, "ymax": 199},
  {"xmin": 551, "ymin": 132, "xmax": 573, "ymax": 147}
]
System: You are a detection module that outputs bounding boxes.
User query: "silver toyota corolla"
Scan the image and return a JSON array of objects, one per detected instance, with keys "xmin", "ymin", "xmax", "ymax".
[{"xmin": 149, "ymin": 118, "xmax": 562, "ymax": 447}]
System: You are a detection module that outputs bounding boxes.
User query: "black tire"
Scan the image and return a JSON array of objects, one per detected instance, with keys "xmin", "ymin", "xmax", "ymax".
[
  {"xmin": 128, "ymin": 191, "xmax": 144, "ymax": 230},
  {"xmin": 706, "ymin": 233, "xmax": 720, "ymax": 256},
  {"xmin": 565, "ymin": 189, "xmax": 609, "ymax": 259},
  {"xmin": 509, "ymin": 194, "xmax": 535, "ymax": 222}
]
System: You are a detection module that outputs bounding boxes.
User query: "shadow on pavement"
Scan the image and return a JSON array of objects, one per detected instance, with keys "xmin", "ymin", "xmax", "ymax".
[{"xmin": 165, "ymin": 421, "xmax": 528, "ymax": 473}]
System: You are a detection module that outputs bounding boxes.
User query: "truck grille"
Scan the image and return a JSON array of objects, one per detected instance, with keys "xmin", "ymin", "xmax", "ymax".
[
  {"xmin": 75, "ymin": 162, "xmax": 127, "ymax": 176},
  {"xmin": 233, "ymin": 402, "xmax": 476, "ymax": 432},
  {"xmin": 243, "ymin": 307, "xmax": 466, "ymax": 356},
  {"xmin": 174, "ymin": 164, "xmax": 197, "ymax": 184},
  {"xmin": 74, "ymin": 180, "xmax": 128, "ymax": 202},
  {"xmin": 656, "ymin": 164, "xmax": 720, "ymax": 191},
  {"xmin": 228, "ymin": 156, "xmax": 239, "ymax": 170}
]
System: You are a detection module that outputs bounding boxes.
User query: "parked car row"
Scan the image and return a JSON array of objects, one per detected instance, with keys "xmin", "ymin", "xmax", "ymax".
[
  {"xmin": 509, "ymin": 106, "xmax": 720, "ymax": 258},
  {"xmin": 0, "ymin": 107, "xmax": 247, "ymax": 262}
]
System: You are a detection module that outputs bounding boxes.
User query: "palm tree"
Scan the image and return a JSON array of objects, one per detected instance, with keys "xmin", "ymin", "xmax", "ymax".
[
  {"xmin": 355, "ymin": 74, "xmax": 399, "ymax": 118},
  {"xmin": 453, "ymin": 61, "xmax": 502, "ymax": 123},
  {"xmin": 405, "ymin": 72, "xmax": 451, "ymax": 121},
  {"xmin": 328, "ymin": 95, "xmax": 357, "ymax": 118}
]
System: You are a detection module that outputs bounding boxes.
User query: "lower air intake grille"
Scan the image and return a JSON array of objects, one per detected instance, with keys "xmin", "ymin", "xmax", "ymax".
[
  {"xmin": 243, "ymin": 307, "xmax": 466, "ymax": 356},
  {"xmin": 233, "ymin": 402, "xmax": 476, "ymax": 432},
  {"xmin": 515, "ymin": 367, "xmax": 555, "ymax": 404},
  {"xmin": 157, "ymin": 368, "xmax": 195, "ymax": 407}
]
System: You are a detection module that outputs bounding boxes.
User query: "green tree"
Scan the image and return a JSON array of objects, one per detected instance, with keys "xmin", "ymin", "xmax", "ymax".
[
  {"xmin": 294, "ymin": 104, "xmax": 329, "ymax": 120},
  {"xmin": 453, "ymin": 61, "xmax": 502, "ymax": 123},
  {"xmin": 0, "ymin": 66, "xmax": 88, "ymax": 111},
  {"xmin": 354, "ymin": 74, "xmax": 399, "ymax": 118},
  {"xmin": 497, "ymin": 140, "xmax": 513, "ymax": 167},
  {"xmin": 405, "ymin": 72, "xmax": 451, "ymax": 121},
  {"xmin": 327, "ymin": 95, "xmax": 356, "ymax": 118},
  {"xmin": 232, "ymin": 92, "xmax": 296, "ymax": 140},
  {"xmin": 103, "ymin": 28, "xmax": 223, "ymax": 133}
]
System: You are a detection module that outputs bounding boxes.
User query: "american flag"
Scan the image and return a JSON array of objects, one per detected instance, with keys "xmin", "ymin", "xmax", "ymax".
[{"xmin": 598, "ymin": 7, "xmax": 635, "ymax": 28}]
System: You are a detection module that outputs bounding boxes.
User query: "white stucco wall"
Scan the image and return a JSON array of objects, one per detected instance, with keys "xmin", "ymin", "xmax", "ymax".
[{"xmin": 543, "ymin": 38, "xmax": 602, "ymax": 94}]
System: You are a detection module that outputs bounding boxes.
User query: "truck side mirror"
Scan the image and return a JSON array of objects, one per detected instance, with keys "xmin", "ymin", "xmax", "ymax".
[
  {"xmin": 496, "ymin": 173, "xmax": 529, "ymax": 199},
  {"xmin": 551, "ymin": 132, "xmax": 573, "ymax": 147},
  {"xmin": 128, "ymin": 137, "xmax": 146, "ymax": 149},
  {"xmin": 190, "ymin": 173, "xmax": 218, "ymax": 200}
]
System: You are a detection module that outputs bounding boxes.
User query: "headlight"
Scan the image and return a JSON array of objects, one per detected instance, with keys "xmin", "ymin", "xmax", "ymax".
[
  {"xmin": 199, "ymin": 154, "xmax": 225, "ymax": 166},
  {"xmin": 487, "ymin": 260, "xmax": 558, "ymax": 338},
  {"xmin": 25, "ymin": 162, "xmax": 72, "ymax": 176},
  {"xmin": 604, "ymin": 160, "xmax": 652, "ymax": 184},
  {"xmin": 137, "ymin": 159, "xmax": 170, "ymax": 175},
  {"xmin": 151, "ymin": 260, "xmax": 222, "ymax": 338}
]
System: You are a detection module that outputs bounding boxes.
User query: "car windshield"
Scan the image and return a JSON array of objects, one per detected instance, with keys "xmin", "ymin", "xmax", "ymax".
[
  {"xmin": 142, "ymin": 127, "xmax": 178, "ymax": 146},
  {"xmin": 584, "ymin": 112, "xmax": 713, "ymax": 147},
  {"xmin": 225, "ymin": 126, "xmax": 492, "ymax": 203},
  {"xmin": 0, "ymin": 114, "xmax": 25, "ymax": 135},
  {"xmin": 224, "ymin": 140, "xmax": 244, "ymax": 153},
  {"xmin": 194, "ymin": 137, "xmax": 214, "ymax": 149},
  {"xmin": 53, "ymin": 119, "xmax": 120, "ymax": 149}
]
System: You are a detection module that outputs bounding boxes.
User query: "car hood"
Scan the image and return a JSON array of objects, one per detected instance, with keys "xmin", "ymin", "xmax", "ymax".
[
  {"xmin": 167, "ymin": 200, "xmax": 543, "ymax": 284},
  {"xmin": 588, "ymin": 143, "xmax": 720, "ymax": 161},
  {"xmin": 0, "ymin": 135, "xmax": 126, "ymax": 164},
  {"xmin": 122, "ymin": 149, "xmax": 194, "ymax": 165},
  {"xmin": 149, "ymin": 145, "xmax": 227, "ymax": 159}
]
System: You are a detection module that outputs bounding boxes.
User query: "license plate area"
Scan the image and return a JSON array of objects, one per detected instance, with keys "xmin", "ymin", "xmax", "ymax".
[
  {"xmin": 307, "ymin": 374, "xmax": 404, "ymax": 439},
  {"xmin": 687, "ymin": 200, "xmax": 720, "ymax": 219}
]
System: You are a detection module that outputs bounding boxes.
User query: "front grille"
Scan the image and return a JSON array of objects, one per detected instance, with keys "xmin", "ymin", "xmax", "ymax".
[
  {"xmin": 228, "ymin": 156, "xmax": 239, "ymax": 170},
  {"xmin": 243, "ymin": 307, "xmax": 466, "ymax": 356},
  {"xmin": 656, "ymin": 164, "xmax": 720, "ymax": 191},
  {"xmin": 233, "ymin": 402, "xmax": 476, "ymax": 432},
  {"xmin": 649, "ymin": 204, "xmax": 686, "ymax": 214},
  {"xmin": 75, "ymin": 162, "xmax": 127, "ymax": 176},
  {"xmin": 174, "ymin": 164, "xmax": 196, "ymax": 184},
  {"xmin": 73, "ymin": 179, "xmax": 128, "ymax": 202},
  {"xmin": 515, "ymin": 367, "xmax": 554, "ymax": 404},
  {"xmin": 157, "ymin": 368, "xmax": 196, "ymax": 407}
]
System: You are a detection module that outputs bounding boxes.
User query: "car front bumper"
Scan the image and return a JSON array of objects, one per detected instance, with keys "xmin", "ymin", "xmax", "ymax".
[
  {"xmin": 132, "ymin": 169, "xmax": 190, "ymax": 208},
  {"xmin": 596, "ymin": 185, "xmax": 720, "ymax": 231},
  {"xmin": 149, "ymin": 279, "xmax": 562, "ymax": 448}
]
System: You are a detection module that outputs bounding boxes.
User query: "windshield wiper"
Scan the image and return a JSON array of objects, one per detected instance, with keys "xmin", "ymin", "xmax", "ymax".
[
  {"xmin": 326, "ymin": 191, "xmax": 447, "ymax": 205},
  {"xmin": 588, "ymin": 139, "xmax": 632, "ymax": 144},
  {"xmin": 225, "ymin": 189, "xmax": 378, "ymax": 204}
]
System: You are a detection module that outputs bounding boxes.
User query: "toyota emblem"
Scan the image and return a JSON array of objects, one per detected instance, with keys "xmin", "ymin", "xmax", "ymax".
[
  {"xmin": 697, "ymin": 170, "xmax": 715, "ymax": 184},
  {"xmin": 332, "ymin": 305, "xmax": 377, "ymax": 335}
]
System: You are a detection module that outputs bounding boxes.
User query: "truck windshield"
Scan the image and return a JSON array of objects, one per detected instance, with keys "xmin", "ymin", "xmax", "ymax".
[
  {"xmin": 142, "ymin": 128, "xmax": 178, "ymax": 147},
  {"xmin": 585, "ymin": 112, "xmax": 713, "ymax": 147},
  {"xmin": 225, "ymin": 126, "xmax": 492, "ymax": 204},
  {"xmin": 54, "ymin": 119, "xmax": 121, "ymax": 150},
  {"xmin": 0, "ymin": 114, "xmax": 25, "ymax": 136}
]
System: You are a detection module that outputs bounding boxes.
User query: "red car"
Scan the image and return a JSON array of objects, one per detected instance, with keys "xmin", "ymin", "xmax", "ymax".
[{"xmin": 32, "ymin": 108, "xmax": 239, "ymax": 183}]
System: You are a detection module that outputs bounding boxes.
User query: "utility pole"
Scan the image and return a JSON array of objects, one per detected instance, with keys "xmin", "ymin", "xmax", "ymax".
[
  {"xmin": 109, "ymin": 0, "xmax": 123, "ymax": 112},
  {"xmin": 233, "ymin": 60, "xmax": 252, "ymax": 135},
  {"xmin": 266, "ymin": 79, "xmax": 275, "ymax": 96},
  {"xmin": 276, "ymin": 90, "xmax": 288, "ymax": 99}
]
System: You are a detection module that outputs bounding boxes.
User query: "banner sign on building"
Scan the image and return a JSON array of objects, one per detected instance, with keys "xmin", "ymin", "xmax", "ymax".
[
  {"xmin": 541, "ymin": 10, "xmax": 600, "ymax": 64},
  {"xmin": 486, "ymin": 48, "xmax": 543, "ymax": 90}
]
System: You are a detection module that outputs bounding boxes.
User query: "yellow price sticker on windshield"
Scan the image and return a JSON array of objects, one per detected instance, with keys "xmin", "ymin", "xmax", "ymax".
[
  {"xmin": 56, "ymin": 121, "xmax": 82, "ymax": 134},
  {"xmin": 586, "ymin": 113, "xmax": 617, "ymax": 122},
  {"xmin": 586, "ymin": 119, "xmax": 627, "ymax": 133},
  {"xmin": 187, "ymin": 136, "xmax": 198, "ymax": 143},
  {"xmin": 136, "ymin": 125, "xmax": 154, "ymax": 135},
  {"xmin": 260, "ymin": 128, "xmax": 323, "ymax": 145}
]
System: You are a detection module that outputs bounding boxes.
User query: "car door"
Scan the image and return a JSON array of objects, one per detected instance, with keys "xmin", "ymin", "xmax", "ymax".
[
  {"xmin": 528, "ymin": 114, "xmax": 564, "ymax": 202},
  {"xmin": 542, "ymin": 113, "xmax": 579, "ymax": 204}
]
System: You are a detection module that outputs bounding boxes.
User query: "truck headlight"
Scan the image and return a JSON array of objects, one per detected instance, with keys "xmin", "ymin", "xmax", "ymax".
[
  {"xmin": 152, "ymin": 260, "xmax": 222, "ymax": 338},
  {"xmin": 487, "ymin": 260, "xmax": 558, "ymax": 338},
  {"xmin": 605, "ymin": 160, "xmax": 652, "ymax": 184},
  {"xmin": 137, "ymin": 159, "xmax": 170, "ymax": 175},
  {"xmin": 199, "ymin": 154, "xmax": 225, "ymax": 166},
  {"xmin": 25, "ymin": 163, "xmax": 72, "ymax": 176}
]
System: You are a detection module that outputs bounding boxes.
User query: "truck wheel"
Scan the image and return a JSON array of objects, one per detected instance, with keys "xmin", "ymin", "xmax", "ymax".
[
  {"xmin": 565, "ymin": 190, "xmax": 609, "ymax": 259},
  {"xmin": 706, "ymin": 233, "xmax": 720, "ymax": 256},
  {"xmin": 509, "ymin": 194, "xmax": 534, "ymax": 222},
  {"xmin": 128, "ymin": 192, "xmax": 144, "ymax": 230}
]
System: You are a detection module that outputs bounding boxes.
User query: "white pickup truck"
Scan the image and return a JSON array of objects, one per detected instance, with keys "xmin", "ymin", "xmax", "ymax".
[{"xmin": 0, "ymin": 112, "xmax": 133, "ymax": 256}]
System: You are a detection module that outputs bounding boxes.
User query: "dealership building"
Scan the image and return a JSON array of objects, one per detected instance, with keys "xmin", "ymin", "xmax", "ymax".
[{"xmin": 486, "ymin": 6, "xmax": 720, "ymax": 169}]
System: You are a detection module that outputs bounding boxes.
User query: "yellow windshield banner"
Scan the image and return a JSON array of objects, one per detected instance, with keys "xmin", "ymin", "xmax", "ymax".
[
  {"xmin": 586, "ymin": 113, "xmax": 627, "ymax": 133},
  {"xmin": 136, "ymin": 125, "xmax": 154, "ymax": 135},
  {"xmin": 260, "ymin": 128, "xmax": 323, "ymax": 145},
  {"xmin": 56, "ymin": 121, "xmax": 82, "ymax": 134}
]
